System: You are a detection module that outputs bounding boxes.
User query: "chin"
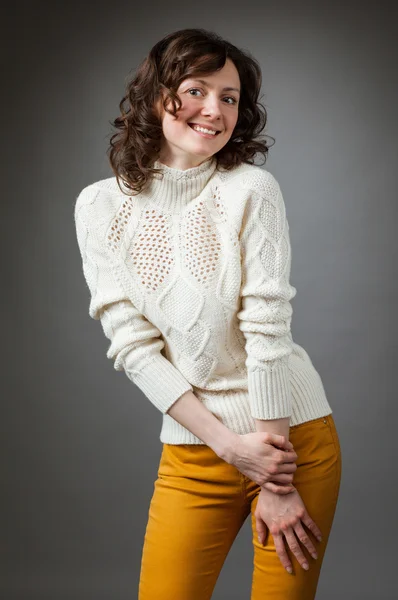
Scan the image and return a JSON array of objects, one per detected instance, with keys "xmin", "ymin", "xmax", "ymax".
[
  {"xmin": 188, "ymin": 142, "xmax": 222, "ymax": 154},
  {"xmin": 184, "ymin": 146, "xmax": 213, "ymax": 158}
]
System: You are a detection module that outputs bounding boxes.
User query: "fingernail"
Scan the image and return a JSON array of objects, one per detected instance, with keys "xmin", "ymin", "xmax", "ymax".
[
  {"xmin": 303, "ymin": 562, "xmax": 309, "ymax": 570},
  {"xmin": 312, "ymin": 552, "xmax": 318, "ymax": 559},
  {"xmin": 317, "ymin": 536, "xmax": 322, "ymax": 542},
  {"xmin": 258, "ymin": 536, "xmax": 262, "ymax": 544},
  {"xmin": 286, "ymin": 566, "xmax": 292, "ymax": 574}
]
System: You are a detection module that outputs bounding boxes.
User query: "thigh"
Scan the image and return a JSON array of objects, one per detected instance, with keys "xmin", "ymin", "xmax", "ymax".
[
  {"xmin": 138, "ymin": 443, "xmax": 248, "ymax": 600},
  {"xmin": 249, "ymin": 415, "xmax": 342, "ymax": 600}
]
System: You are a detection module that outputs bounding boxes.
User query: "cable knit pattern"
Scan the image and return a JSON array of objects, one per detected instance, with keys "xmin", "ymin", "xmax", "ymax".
[{"xmin": 74, "ymin": 157, "xmax": 332, "ymax": 444}]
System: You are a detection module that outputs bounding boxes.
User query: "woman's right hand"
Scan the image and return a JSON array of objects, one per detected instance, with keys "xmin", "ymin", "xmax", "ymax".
[{"xmin": 226, "ymin": 432, "xmax": 298, "ymax": 494}]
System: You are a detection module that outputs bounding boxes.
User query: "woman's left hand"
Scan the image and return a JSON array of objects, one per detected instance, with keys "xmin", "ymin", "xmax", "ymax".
[{"xmin": 255, "ymin": 486, "xmax": 323, "ymax": 574}]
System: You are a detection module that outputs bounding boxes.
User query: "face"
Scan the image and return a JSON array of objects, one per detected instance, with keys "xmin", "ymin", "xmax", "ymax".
[{"xmin": 155, "ymin": 58, "xmax": 240, "ymax": 170}]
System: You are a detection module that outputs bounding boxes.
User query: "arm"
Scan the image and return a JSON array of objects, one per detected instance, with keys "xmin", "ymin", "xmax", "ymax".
[
  {"xmin": 254, "ymin": 417, "xmax": 290, "ymax": 441},
  {"xmin": 237, "ymin": 173, "xmax": 297, "ymax": 438},
  {"xmin": 255, "ymin": 417, "xmax": 293, "ymax": 492},
  {"xmin": 74, "ymin": 185, "xmax": 194, "ymax": 413},
  {"xmin": 166, "ymin": 389, "xmax": 238, "ymax": 459},
  {"xmin": 75, "ymin": 184, "xmax": 238, "ymax": 459}
]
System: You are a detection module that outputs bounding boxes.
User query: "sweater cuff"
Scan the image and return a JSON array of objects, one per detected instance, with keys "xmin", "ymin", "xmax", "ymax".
[
  {"xmin": 133, "ymin": 354, "xmax": 193, "ymax": 413},
  {"xmin": 248, "ymin": 363, "xmax": 292, "ymax": 420}
]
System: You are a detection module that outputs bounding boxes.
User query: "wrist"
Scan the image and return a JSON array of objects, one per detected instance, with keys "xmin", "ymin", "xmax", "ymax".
[
  {"xmin": 213, "ymin": 429, "xmax": 240, "ymax": 463},
  {"xmin": 261, "ymin": 482, "xmax": 297, "ymax": 494},
  {"xmin": 167, "ymin": 390, "xmax": 238, "ymax": 458},
  {"xmin": 254, "ymin": 417, "xmax": 290, "ymax": 441}
]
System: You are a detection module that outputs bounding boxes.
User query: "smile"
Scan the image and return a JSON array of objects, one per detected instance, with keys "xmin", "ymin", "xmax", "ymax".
[{"xmin": 188, "ymin": 123, "xmax": 221, "ymax": 138}]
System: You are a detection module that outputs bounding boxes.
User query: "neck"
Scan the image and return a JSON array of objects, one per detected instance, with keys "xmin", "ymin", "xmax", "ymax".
[
  {"xmin": 157, "ymin": 155, "xmax": 213, "ymax": 171},
  {"xmin": 144, "ymin": 156, "xmax": 218, "ymax": 211}
]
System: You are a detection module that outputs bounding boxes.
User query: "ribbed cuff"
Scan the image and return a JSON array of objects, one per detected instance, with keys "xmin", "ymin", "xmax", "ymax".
[
  {"xmin": 248, "ymin": 363, "xmax": 292, "ymax": 420},
  {"xmin": 133, "ymin": 354, "xmax": 193, "ymax": 413}
]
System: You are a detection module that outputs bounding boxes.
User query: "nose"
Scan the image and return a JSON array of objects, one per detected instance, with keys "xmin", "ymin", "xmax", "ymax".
[{"xmin": 201, "ymin": 93, "xmax": 223, "ymax": 120}]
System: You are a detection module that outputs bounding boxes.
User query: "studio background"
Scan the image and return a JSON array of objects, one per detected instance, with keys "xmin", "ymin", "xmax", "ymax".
[{"xmin": 2, "ymin": 1, "xmax": 397, "ymax": 599}]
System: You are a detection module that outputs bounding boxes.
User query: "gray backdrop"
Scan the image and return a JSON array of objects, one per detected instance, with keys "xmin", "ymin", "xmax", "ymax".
[{"xmin": 2, "ymin": 0, "xmax": 397, "ymax": 598}]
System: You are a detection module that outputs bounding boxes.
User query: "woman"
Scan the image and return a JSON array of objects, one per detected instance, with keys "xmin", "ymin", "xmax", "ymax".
[{"xmin": 75, "ymin": 28, "xmax": 342, "ymax": 600}]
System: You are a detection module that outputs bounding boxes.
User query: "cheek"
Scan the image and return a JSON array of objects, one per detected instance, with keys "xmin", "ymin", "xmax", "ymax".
[
  {"xmin": 161, "ymin": 96, "xmax": 191, "ymax": 128},
  {"xmin": 161, "ymin": 119, "xmax": 177, "ymax": 139},
  {"xmin": 177, "ymin": 99, "xmax": 195, "ymax": 120},
  {"xmin": 229, "ymin": 110, "xmax": 239, "ymax": 129}
]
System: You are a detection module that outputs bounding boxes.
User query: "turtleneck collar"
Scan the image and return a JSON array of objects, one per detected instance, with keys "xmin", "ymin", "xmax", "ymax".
[{"xmin": 144, "ymin": 156, "xmax": 218, "ymax": 211}]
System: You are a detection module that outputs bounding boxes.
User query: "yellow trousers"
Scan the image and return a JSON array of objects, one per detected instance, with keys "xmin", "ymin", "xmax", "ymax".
[{"xmin": 139, "ymin": 415, "xmax": 342, "ymax": 600}]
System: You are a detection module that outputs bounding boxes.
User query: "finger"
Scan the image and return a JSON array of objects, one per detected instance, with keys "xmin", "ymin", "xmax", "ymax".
[
  {"xmin": 255, "ymin": 517, "xmax": 267, "ymax": 545},
  {"xmin": 268, "ymin": 472, "xmax": 294, "ymax": 484},
  {"xmin": 273, "ymin": 533, "xmax": 293, "ymax": 573},
  {"xmin": 301, "ymin": 513, "xmax": 323, "ymax": 542},
  {"xmin": 276, "ymin": 462, "xmax": 297, "ymax": 474},
  {"xmin": 263, "ymin": 481, "xmax": 295, "ymax": 495},
  {"xmin": 294, "ymin": 522, "xmax": 318, "ymax": 559},
  {"xmin": 284, "ymin": 528, "xmax": 309, "ymax": 571},
  {"xmin": 264, "ymin": 433, "xmax": 292, "ymax": 450},
  {"xmin": 275, "ymin": 450, "xmax": 297, "ymax": 463}
]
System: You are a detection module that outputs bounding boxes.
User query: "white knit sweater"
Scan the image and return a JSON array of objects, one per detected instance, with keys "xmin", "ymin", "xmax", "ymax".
[{"xmin": 74, "ymin": 157, "xmax": 332, "ymax": 444}]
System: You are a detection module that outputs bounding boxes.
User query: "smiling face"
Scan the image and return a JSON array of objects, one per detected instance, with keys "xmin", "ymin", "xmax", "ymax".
[{"xmin": 155, "ymin": 58, "xmax": 241, "ymax": 170}]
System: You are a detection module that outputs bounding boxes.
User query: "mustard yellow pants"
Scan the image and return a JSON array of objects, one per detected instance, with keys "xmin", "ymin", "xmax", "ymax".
[{"xmin": 138, "ymin": 415, "xmax": 342, "ymax": 600}]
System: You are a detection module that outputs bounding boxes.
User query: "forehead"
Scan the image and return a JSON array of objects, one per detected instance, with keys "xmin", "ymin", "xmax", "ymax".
[{"xmin": 181, "ymin": 60, "xmax": 240, "ymax": 92}]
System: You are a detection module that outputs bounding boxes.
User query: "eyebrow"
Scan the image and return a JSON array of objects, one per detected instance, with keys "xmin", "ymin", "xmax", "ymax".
[{"xmin": 190, "ymin": 78, "xmax": 241, "ymax": 95}]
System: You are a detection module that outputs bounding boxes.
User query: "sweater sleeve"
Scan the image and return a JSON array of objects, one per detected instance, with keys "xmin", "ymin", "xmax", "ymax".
[
  {"xmin": 74, "ymin": 185, "xmax": 193, "ymax": 413},
  {"xmin": 236, "ymin": 173, "xmax": 297, "ymax": 420}
]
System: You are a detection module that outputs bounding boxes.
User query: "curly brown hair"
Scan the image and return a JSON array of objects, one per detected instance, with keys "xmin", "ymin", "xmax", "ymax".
[{"xmin": 107, "ymin": 28, "xmax": 275, "ymax": 196}]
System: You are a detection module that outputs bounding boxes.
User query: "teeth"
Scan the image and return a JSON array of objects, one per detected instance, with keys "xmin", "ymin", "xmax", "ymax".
[{"xmin": 191, "ymin": 125, "xmax": 217, "ymax": 135}]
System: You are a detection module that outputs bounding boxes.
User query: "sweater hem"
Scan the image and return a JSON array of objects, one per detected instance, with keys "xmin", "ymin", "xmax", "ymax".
[{"xmin": 159, "ymin": 389, "xmax": 333, "ymax": 444}]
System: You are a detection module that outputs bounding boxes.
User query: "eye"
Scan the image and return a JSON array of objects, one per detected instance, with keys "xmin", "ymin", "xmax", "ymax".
[
  {"xmin": 224, "ymin": 96, "xmax": 238, "ymax": 105},
  {"xmin": 187, "ymin": 88, "xmax": 238, "ymax": 104},
  {"xmin": 187, "ymin": 88, "xmax": 202, "ymax": 97}
]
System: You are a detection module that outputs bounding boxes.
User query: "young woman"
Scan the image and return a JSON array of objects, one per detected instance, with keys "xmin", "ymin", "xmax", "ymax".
[{"xmin": 75, "ymin": 28, "xmax": 342, "ymax": 600}]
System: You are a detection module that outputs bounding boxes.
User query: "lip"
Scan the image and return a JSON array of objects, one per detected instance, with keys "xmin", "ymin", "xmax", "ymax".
[{"xmin": 188, "ymin": 122, "xmax": 222, "ymax": 134}]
